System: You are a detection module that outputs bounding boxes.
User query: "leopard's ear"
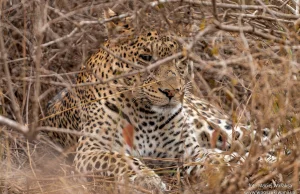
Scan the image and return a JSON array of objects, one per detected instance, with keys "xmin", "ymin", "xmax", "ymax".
[
  {"xmin": 103, "ymin": 9, "xmax": 134, "ymax": 38},
  {"xmin": 104, "ymin": 8, "xmax": 117, "ymax": 18},
  {"xmin": 103, "ymin": 9, "xmax": 118, "ymax": 32},
  {"xmin": 176, "ymin": 57, "xmax": 189, "ymax": 77}
]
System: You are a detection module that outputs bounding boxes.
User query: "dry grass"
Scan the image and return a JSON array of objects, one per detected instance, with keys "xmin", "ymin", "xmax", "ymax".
[{"xmin": 1, "ymin": 0, "xmax": 300, "ymax": 193}]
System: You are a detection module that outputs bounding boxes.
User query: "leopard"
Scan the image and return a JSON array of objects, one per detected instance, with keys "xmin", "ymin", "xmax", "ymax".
[{"xmin": 41, "ymin": 9, "xmax": 276, "ymax": 193}]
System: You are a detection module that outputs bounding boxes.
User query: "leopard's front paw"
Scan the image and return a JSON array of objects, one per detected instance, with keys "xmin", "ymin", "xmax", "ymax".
[{"xmin": 131, "ymin": 173, "xmax": 167, "ymax": 194}]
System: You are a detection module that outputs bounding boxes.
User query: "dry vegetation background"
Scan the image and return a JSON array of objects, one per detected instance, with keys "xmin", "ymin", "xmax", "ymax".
[{"xmin": 0, "ymin": 0, "xmax": 300, "ymax": 193}]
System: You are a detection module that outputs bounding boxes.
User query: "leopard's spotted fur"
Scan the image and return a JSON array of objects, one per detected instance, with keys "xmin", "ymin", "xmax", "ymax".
[{"xmin": 42, "ymin": 9, "xmax": 273, "ymax": 192}]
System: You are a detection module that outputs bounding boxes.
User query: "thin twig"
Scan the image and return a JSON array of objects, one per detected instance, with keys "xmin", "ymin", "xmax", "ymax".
[
  {"xmin": 29, "ymin": 2, "xmax": 44, "ymax": 141},
  {"xmin": 212, "ymin": 0, "xmax": 219, "ymax": 21},
  {"xmin": 72, "ymin": 52, "xmax": 182, "ymax": 88},
  {"xmin": 38, "ymin": 27, "xmax": 79, "ymax": 48},
  {"xmin": 0, "ymin": 23, "xmax": 23, "ymax": 124},
  {"xmin": 0, "ymin": 115, "xmax": 29, "ymax": 134},
  {"xmin": 151, "ymin": 0, "xmax": 300, "ymax": 19},
  {"xmin": 214, "ymin": 20, "xmax": 290, "ymax": 44},
  {"xmin": 226, "ymin": 13, "xmax": 294, "ymax": 23},
  {"xmin": 9, "ymin": 52, "xmax": 182, "ymax": 89},
  {"xmin": 38, "ymin": 13, "xmax": 130, "ymax": 49},
  {"xmin": 99, "ymin": 45, "xmax": 144, "ymax": 69}
]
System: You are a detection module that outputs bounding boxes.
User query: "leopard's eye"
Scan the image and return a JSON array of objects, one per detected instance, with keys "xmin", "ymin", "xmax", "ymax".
[{"xmin": 139, "ymin": 54, "xmax": 152, "ymax": 62}]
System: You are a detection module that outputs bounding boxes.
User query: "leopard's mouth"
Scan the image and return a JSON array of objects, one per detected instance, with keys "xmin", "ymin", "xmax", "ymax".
[{"xmin": 138, "ymin": 94, "xmax": 183, "ymax": 108}]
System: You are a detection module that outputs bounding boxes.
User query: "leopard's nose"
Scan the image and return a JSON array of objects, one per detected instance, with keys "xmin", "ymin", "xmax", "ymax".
[{"xmin": 158, "ymin": 88, "xmax": 178, "ymax": 100}]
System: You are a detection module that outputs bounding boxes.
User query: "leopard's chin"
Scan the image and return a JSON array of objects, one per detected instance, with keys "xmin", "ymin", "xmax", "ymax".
[
  {"xmin": 163, "ymin": 101, "xmax": 182, "ymax": 107},
  {"xmin": 151, "ymin": 102, "xmax": 182, "ymax": 113},
  {"xmin": 151, "ymin": 101, "xmax": 181, "ymax": 107}
]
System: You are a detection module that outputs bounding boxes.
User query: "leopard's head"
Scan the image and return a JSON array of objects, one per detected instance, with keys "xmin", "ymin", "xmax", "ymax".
[
  {"xmin": 136, "ymin": 38, "xmax": 188, "ymax": 108},
  {"xmin": 79, "ymin": 9, "xmax": 189, "ymax": 108}
]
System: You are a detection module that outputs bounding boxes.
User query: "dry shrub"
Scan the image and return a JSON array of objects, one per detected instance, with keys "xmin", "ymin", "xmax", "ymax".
[{"xmin": 0, "ymin": 0, "xmax": 299, "ymax": 193}]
